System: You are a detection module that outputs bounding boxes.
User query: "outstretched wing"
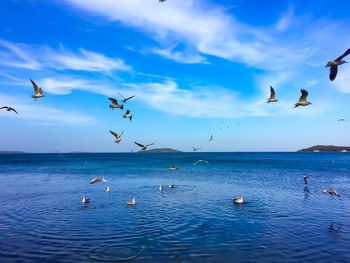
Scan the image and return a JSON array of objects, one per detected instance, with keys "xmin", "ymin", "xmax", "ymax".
[
  {"xmin": 124, "ymin": 95, "xmax": 136, "ymax": 102},
  {"xmin": 134, "ymin": 142, "xmax": 145, "ymax": 148},
  {"xmin": 108, "ymin": 98, "xmax": 119, "ymax": 105},
  {"xmin": 117, "ymin": 92, "xmax": 125, "ymax": 99},
  {"xmin": 109, "ymin": 130, "xmax": 119, "ymax": 139},
  {"xmin": 0, "ymin": 106, "xmax": 8, "ymax": 110},
  {"xmin": 125, "ymin": 110, "xmax": 130, "ymax": 114},
  {"xmin": 39, "ymin": 88, "xmax": 44, "ymax": 94},
  {"xmin": 146, "ymin": 143, "xmax": 155, "ymax": 147},
  {"xmin": 299, "ymin": 89, "xmax": 309, "ymax": 102},
  {"xmin": 335, "ymin": 48, "xmax": 350, "ymax": 61},
  {"xmin": 329, "ymin": 65, "xmax": 338, "ymax": 81},
  {"xmin": 270, "ymin": 86, "xmax": 276, "ymax": 99},
  {"xmin": 120, "ymin": 130, "xmax": 124, "ymax": 136},
  {"xmin": 30, "ymin": 79, "xmax": 39, "ymax": 93},
  {"xmin": 10, "ymin": 107, "xmax": 18, "ymax": 114}
]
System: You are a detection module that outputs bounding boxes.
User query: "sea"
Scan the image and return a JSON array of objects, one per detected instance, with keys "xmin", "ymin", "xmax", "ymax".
[{"xmin": 0, "ymin": 152, "xmax": 349, "ymax": 263}]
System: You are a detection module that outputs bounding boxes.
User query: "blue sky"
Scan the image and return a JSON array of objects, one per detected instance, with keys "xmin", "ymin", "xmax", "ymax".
[{"xmin": 0, "ymin": 0, "xmax": 350, "ymax": 152}]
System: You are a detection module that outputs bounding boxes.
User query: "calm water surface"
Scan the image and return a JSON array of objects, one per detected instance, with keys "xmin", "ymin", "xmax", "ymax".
[{"xmin": 0, "ymin": 152, "xmax": 349, "ymax": 262}]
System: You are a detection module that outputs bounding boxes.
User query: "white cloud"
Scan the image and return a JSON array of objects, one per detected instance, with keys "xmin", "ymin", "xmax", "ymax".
[
  {"xmin": 151, "ymin": 47, "xmax": 207, "ymax": 64},
  {"xmin": 276, "ymin": 8, "xmax": 294, "ymax": 32},
  {"xmin": 0, "ymin": 40, "xmax": 131, "ymax": 72},
  {"xmin": 0, "ymin": 92, "xmax": 95, "ymax": 125}
]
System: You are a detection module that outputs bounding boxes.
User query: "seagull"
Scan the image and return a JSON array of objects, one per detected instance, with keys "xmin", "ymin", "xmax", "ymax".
[
  {"xmin": 323, "ymin": 188, "xmax": 340, "ymax": 198},
  {"xmin": 127, "ymin": 197, "xmax": 136, "ymax": 206},
  {"xmin": 338, "ymin": 119, "xmax": 346, "ymax": 122},
  {"xmin": 233, "ymin": 196, "xmax": 244, "ymax": 204},
  {"xmin": 169, "ymin": 165, "xmax": 178, "ymax": 171},
  {"xmin": 30, "ymin": 79, "xmax": 44, "ymax": 100},
  {"xmin": 0, "ymin": 106, "xmax": 18, "ymax": 114},
  {"xmin": 159, "ymin": 0, "xmax": 166, "ymax": 2},
  {"xmin": 159, "ymin": 185, "xmax": 164, "ymax": 191},
  {"xmin": 192, "ymin": 146, "xmax": 201, "ymax": 152},
  {"xmin": 304, "ymin": 176, "xmax": 308, "ymax": 185},
  {"xmin": 82, "ymin": 196, "xmax": 90, "ymax": 204},
  {"xmin": 123, "ymin": 110, "xmax": 133, "ymax": 121},
  {"xmin": 117, "ymin": 92, "xmax": 136, "ymax": 103},
  {"xmin": 134, "ymin": 142, "xmax": 154, "ymax": 151},
  {"xmin": 267, "ymin": 86, "xmax": 278, "ymax": 103},
  {"xmin": 168, "ymin": 184, "xmax": 175, "ymax": 189},
  {"xmin": 104, "ymin": 186, "xmax": 111, "ymax": 192},
  {"xmin": 193, "ymin": 159, "xmax": 209, "ymax": 165},
  {"xmin": 326, "ymin": 48, "xmax": 350, "ymax": 81},
  {"xmin": 110, "ymin": 130, "xmax": 124, "ymax": 144},
  {"xmin": 108, "ymin": 98, "xmax": 124, "ymax": 110},
  {"xmin": 89, "ymin": 176, "xmax": 107, "ymax": 184},
  {"xmin": 209, "ymin": 134, "xmax": 213, "ymax": 141},
  {"xmin": 294, "ymin": 89, "xmax": 312, "ymax": 108}
]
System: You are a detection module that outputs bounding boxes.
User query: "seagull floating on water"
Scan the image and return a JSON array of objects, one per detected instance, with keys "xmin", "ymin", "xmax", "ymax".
[
  {"xmin": 326, "ymin": 48, "xmax": 350, "ymax": 81},
  {"xmin": 323, "ymin": 188, "xmax": 340, "ymax": 198},
  {"xmin": 134, "ymin": 142, "xmax": 155, "ymax": 151},
  {"xmin": 82, "ymin": 196, "xmax": 90, "ymax": 204},
  {"xmin": 233, "ymin": 196, "xmax": 244, "ymax": 204},
  {"xmin": 169, "ymin": 165, "xmax": 178, "ymax": 171},
  {"xmin": 123, "ymin": 110, "xmax": 133, "ymax": 121},
  {"xmin": 30, "ymin": 79, "xmax": 44, "ymax": 100},
  {"xmin": 159, "ymin": 185, "xmax": 164, "ymax": 191},
  {"xmin": 89, "ymin": 176, "xmax": 107, "ymax": 184},
  {"xmin": 0, "ymin": 106, "xmax": 18, "ymax": 114},
  {"xmin": 303, "ymin": 176, "xmax": 308, "ymax": 185},
  {"xmin": 168, "ymin": 184, "xmax": 175, "ymax": 189},
  {"xmin": 117, "ymin": 92, "xmax": 135, "ymax": 103},
  {"xmin": 127, "ymin": 197, "xmax": 136, "ymax": 206},
  {"xmin": 267, "ymin": 86, "xmax": 278, "ymax": 103},
  {"xmin": 104, "ymin": 186, "xmax": 111, "ymax": 192},
  {"xmin": 294, "ymin": 89, "xmax": 312, "ymax": 108},
  {"xmin": 193, "ymin": 160, "xmax": 209, "ymax": 165},
  {"xmin": 108, "ymin": 98, "xmax": 124, "ymax": 110},
  {"xmin": 110, "ymin": 130, "xmax": 124, "ymax": 144}
]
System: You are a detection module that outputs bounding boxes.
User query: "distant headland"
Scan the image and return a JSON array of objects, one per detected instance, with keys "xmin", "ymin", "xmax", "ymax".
[
  {"xmin": 298, "ymin": 145, "xmax": 350, "ymax": 152},
  {"xmin": 0, "ymin": 151, "xmax": 27, "ymax": 154},
  {"xmin": 138, "ymin": 148, "xmax": 182, "ymax": 153}
]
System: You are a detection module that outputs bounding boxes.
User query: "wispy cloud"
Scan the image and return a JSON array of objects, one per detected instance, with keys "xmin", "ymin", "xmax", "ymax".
[
  {"xmin": 0, "ymin": 39, "xmax": 131, "ymax": 72},
  {"xmin": 0, "ymin": 92, "xmax": 95, "ymax": 125}
]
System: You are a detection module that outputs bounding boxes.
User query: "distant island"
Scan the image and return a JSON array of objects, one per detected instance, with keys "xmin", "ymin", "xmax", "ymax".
[
  {"xmin": 0, "ymin": 151, "xmax": 27, "ymax": 154},
  {"xmin": 298, "ymin": 145, "xmax": 350, "ymax": 152},
  {"xmin": 138, "ymin": 148, "xmax": 182, "ymax": 153}
]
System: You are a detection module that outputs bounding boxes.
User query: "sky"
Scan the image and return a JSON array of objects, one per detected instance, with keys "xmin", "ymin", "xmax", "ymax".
[{"xmin": 0, "ymin": 0, "xmax": 350, "ymax": 153}]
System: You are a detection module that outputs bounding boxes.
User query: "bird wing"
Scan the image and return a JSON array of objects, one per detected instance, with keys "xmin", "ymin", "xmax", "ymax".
[
  {"xmin": 108, "ymin": 98, "xmax": 118, "ymax": 105},
  {"xmin": 270, "ymin": 86, "xmax": 276, "ymax": 99},
  {"xmin": 124, "ymin": 95, "xmax": 136, "ymax": 101},
  {"xmin": 30, "ymin": 79, "xmax": 39, "ymax": 93},
  {"xmin": 329, "ymin": 65, "xmax": 338, "ymax": 81},
  {"xmin": 125, "ymin": 110, "xmax": 130, "ymax": 114},
  {"xmin": 134, "ymin": 142, "xmax": 145, "ymax": 148},
  {"xmin": 10, "ymin": 107, "xmax": 18, "ymax": 114},
  {"xmin": 109, "ymin": 130, "xmax": 119, "ymax": 139},
  {"xmin": 117, "ymin": 92, "xmax": 125, "ymax": 99},
  {"xmin": 120, "ymin": 130, "xmax": 124, "ymax": 136},
  {"xmin": 299, "ymin": 89, "xmax": 309, "ymax": 102},
  {"xmin": 39, "ymin": 87, "xmax": 44, "ymax": 94},
  {"xmin": 335, "ymin": 48, "xmax": 350, "ymax": 61},
  {"xmin": 146, "ymin": 143, "xmax": 155, "ymax": 147},
  {"xmin": 0, "ymin": 106, "xmax": 8, "ymax": 110}
]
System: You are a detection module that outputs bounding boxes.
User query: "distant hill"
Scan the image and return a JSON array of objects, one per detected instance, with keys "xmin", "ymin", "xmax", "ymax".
[
  {"xmin": 138, "ymin": 148, "xmax": 182, "ymax": 153},
  {"xmin": 0, "ymin": 151, "xmax": 27, "ymax": 154},
  {"xmin": 298, "ymin": 145, "xmax": 350, "ymax": 152}
]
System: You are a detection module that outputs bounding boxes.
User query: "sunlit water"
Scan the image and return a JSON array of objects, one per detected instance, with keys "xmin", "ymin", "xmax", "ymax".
[{"xmin": 0, "ymin": 152, "xmax": 349, "ymax": 262}]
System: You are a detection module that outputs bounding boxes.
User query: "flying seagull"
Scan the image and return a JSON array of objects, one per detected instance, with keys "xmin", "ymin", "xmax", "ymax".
[
  {"xmin": 267, "ymin": 86, "xmax": 278, "ymax": 103},
  {"xmin": 110, "ymin": 130, "xmax": 124, "ymax": 144},
  {"xmin": 338, "ymin": 119, "xmax": 346, "ymax": 122},
  {"xmin": 193, "ymin": 159, "xmax": 210, "ymax": 165},
  {"xmin": 89, "ymin": 176, "xmax": 107, "ymax": 184},
  {"xmin": 323, "ymin": 188, "xmax": 340, "ymax": 198},
  {"xmin": 30, "ymin": 79, "xmax": 44, "ymax": 100},
  {"xmin": 294, "ymin": 89, "xmax": 312, "ymax": 108},
  {"xmin": 326, "ymin": 48, "xmax": 350, "ymax": 81},
  {"xmin": 192, "ymin": 146, "xmax": 201, "ymax": 152},
  {"xmin": 159, "ymin": 0, "xmax": 166, "ymax": 2},
  {"xmin": 209, "ymin": 134, "xmax": 213, "ymax": 141},
  {"xmin": 134, "ymin": 142, "xmax": 155, "ymax": 151},
  {"xmin": 117, "ymin": 92, "xmax": 136, "ymax": 103},
  {"xmin": 0, "ymin": 106, "xmax": 18, "ymax": 114},
  {"xmin": 108, "ymin": 98, "xmax": 124, "ymax": 110},
  {"xmin": 123, "ymin": 110, "xmax": 133, "ymax": 121}
]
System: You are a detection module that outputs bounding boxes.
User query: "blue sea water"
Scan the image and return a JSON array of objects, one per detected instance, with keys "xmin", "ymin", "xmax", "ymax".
[{"xmin": 0, "ymin": 152, "xmax": 349, "ymax": 263}]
